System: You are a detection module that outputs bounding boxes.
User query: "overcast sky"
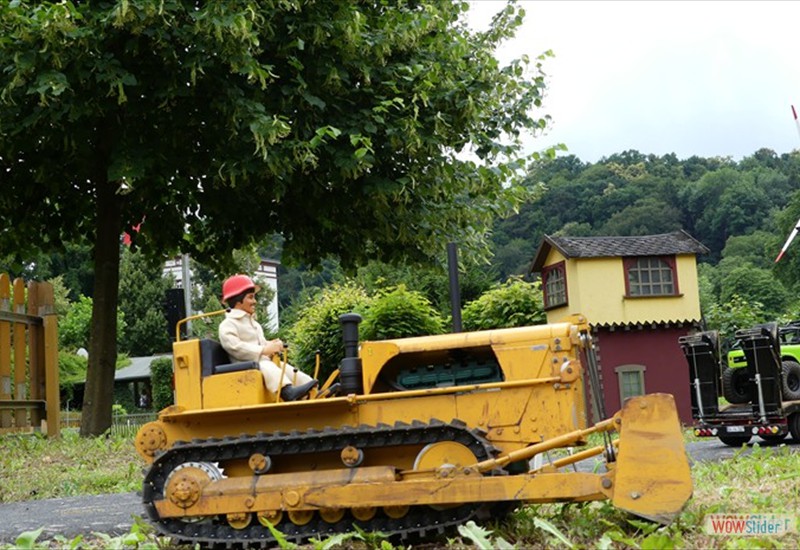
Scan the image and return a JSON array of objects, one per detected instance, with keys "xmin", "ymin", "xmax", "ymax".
[{"xmin": 467, "ymin": 1, "xmax": 800, "ymax": 163}]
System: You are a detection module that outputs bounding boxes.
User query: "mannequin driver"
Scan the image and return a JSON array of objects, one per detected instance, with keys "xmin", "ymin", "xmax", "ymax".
[{"xmin": 218, "ymin": 274, "xmax": 317, "ymax": 401}]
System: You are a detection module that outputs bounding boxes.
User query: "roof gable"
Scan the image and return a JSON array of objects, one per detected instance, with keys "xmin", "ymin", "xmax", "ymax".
[
  {"xmin": 112, "ymin": 355, "xmax": 171, "ymax": 381},
  {"xmin": 531, "ymin": 230, "xmax": 708, "ymax": 272}
]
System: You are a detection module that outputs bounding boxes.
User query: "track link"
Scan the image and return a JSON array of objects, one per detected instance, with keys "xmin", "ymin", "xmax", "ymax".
[{"xmin": 142, "ymin": 419, "xmax": 505, "ymax": 548}]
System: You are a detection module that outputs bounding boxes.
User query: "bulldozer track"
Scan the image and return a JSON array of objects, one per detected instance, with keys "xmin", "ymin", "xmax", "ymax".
[{"xmin": 142, "ymin": 418, "xmax": 506, "ymax": 548}]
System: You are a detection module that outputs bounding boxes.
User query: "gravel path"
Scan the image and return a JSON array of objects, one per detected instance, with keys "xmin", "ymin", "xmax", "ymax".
[{"xmin": 0, "ymin": 492, "xmax": 143, "ymax": 544}]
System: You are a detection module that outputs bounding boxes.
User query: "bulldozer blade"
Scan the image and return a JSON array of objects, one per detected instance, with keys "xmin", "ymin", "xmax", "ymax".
[{"xmin": 611, "ymin": 393, "xmax": 693, "ymax": 524}]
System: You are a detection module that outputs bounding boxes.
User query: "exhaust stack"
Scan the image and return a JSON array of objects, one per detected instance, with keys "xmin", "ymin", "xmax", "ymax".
[{"xmin": 339, "ymin": 313, "xmax": 363, "ymax": 394}]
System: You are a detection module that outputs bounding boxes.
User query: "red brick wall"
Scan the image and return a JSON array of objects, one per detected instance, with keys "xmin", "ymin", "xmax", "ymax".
[{"xmin": 591, "ymin": 325, "xmax": 694, "ymax": 424}]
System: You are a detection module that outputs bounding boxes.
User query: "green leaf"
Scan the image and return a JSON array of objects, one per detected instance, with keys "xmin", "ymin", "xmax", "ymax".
[
  {"xmin": 457, "ymin": 521, "xmax": 497, "ymax": 550},
  {"xmin": 311, "ymin": 531, "xmax": 358, "ymax": 549},
  {"xmin": 534, "ymin": 517, "xmax": 575, "ymax": 549},
  {"xmin": 596, "ymin": 533, "xmax": 615, "ymax": 550},
  {"xmin": 32, "ymin": 70, "xmax": 69, "ymax": 99},
  {"xmin": 302, "ymin": 92, "xmax": 326, "ymax": 110},
  {"xmin": 262, "ymin": 516, "xmax": 297, "ymax": 549},
  {"xmin": 605, "ymin": 529, "xmax": 638, "ymax": 547},
  {"xmin": 15, "ymin": 528, "xmax": 44, "ymax": 549},
  {"xmin": 641, "ymin": 532, "xmax": 677, "ymax": 550}
]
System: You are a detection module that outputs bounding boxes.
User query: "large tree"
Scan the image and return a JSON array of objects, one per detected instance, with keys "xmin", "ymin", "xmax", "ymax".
[{"xmin": 0, "ymin": 1, "xmax": 550, "ymax": 434}]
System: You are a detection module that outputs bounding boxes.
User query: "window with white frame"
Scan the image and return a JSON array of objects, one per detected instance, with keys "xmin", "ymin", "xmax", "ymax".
[{"xmin": 625, "ymin": 256, "xmax": 677, "ymax": 297}]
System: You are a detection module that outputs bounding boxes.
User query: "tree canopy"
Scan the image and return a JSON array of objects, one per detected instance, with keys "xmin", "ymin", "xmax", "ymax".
[
  {"xmin": 490, "ymin": 149, "xmax": 800, "ymax": 278},
  {"xmin": 0, "ymin": 1, "xmax": 550, "ymax": 434}
]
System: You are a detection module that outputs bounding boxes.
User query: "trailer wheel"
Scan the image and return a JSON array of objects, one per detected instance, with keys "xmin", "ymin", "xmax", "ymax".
[
  {"xmin": 721, "ymin": 367, "xmax": 750, "ymax": 404},
  {"xmin": 718, "ymin": 434, "xmax": 751, "ymax": 447},
  {"xmin": 781, "ymin": 360, "xmax": 800, "ymax": 401},
  {"xmin": 789, "ymin": 413, "xmax": 800, "ymax": 442}
]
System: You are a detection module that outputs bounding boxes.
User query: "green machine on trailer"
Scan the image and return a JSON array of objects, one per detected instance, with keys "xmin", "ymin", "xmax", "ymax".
[{"xmin": 680, "ymin": 323, "xmax": 800, "ymax": 447}]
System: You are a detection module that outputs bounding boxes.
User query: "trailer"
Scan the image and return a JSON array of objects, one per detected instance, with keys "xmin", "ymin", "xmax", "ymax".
[{"xmin": 680, "ymin": 323, "xmax": 800, "ymax": 447}]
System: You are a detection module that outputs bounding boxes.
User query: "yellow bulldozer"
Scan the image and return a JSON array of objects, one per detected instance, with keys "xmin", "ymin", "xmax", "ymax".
[{"xmin": 135, "ymin": 313, "xmax": 692, "ymax": 547}]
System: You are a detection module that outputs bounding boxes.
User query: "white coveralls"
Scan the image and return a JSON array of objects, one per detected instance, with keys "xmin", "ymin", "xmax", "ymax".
[{"xmin": 218, "ymin": 309, "xmax": 314, "ymax": 394}]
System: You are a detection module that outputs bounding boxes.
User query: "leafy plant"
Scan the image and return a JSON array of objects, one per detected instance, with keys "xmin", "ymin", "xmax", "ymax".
[
  {"xmin": 360, "ymin": 284, "xmax": 445, "ymax": 341},
  {"xmin": 262, "ymin": 520, "xmax": 297, "ymax": 550},
  {"xmin": 4, "ymin": 518, "xmax": 166, "ymax": 550},
  {"xmin": 533, "ymin": 517, "xmax": 576, "ymax": 548},
  {"xmin": 59, "ymin": 295, "xmax": 126, "ymax": 352},
  {"xmin": 286, "ymin": 281, "xmax": 372, "ymax": 382},
  {"xmin": 703, "ymin": 293, "xmax": 765, "ymax": 344},
  {"xmin": 458, "ymin": 521, "xmax": 515, "ymax": 549},
  {"xmin": 462, "ymin": 277, "xmax": 545, "ymax": 331},
  {"xmin": 11, "ymin": 527, "xmax": 43, "ymax": 550}
]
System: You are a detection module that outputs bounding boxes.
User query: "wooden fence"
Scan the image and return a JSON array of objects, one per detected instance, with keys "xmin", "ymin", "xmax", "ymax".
[{"xmin": 0, "ymin": 273, "xmax": 60, "ymax": 437}]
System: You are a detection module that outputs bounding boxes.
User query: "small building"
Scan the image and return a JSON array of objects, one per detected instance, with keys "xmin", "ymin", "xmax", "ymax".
[
  {"xmin": 111, "ymin": 355, "xmax": 169, "ymax": 409},
  {"xmin": 67, "ymin": 355, "xmax": 170, "ymax": 412},
  {"xmin": 530, "ymin": 230, "xmax": 709, "ymax": 423}
]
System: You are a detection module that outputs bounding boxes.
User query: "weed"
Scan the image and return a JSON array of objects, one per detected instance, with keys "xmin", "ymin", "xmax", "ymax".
[{"xmin": 457, "ymin": 521, "xmax": 515, "ymax": 549}]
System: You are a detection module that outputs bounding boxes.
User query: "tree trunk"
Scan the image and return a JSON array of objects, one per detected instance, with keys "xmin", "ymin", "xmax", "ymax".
[{"xmin": 80, "ymin": 179, "xmax": 122, "ymax": 437}]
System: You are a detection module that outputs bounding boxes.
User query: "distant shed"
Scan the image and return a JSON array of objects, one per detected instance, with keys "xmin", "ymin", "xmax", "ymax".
[{"xmin": 530, "ymin": 230, "xmax": 709, "ymax": 423}]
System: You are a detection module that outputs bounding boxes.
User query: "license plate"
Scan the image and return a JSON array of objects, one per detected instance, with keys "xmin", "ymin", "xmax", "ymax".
[{"xmin": 726, "ymin": 426, "xmax": 745, "ymax": 433}]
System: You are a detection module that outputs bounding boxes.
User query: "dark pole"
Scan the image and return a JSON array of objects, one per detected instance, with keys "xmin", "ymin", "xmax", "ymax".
[
  {"xmin": 338, "ymin": 313, "xmax": 363, "ymax": 395},
  {"xmin": 447, "ymin": 242, "xmax": 463, "ymax": 333}
]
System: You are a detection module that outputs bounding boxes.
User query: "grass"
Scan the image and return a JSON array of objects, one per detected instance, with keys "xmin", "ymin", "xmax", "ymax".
[
  {"xmin": 0, "ymin": 429, "xmax": 141, "ymax": 503},
  {"xmin": 1, "ymin": 430, "xmax": 798, "ymax": 549}
]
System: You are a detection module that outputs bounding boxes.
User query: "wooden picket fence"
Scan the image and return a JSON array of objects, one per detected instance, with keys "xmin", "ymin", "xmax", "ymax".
[{"xmin": 0, "ymin": 273, "xmax": 60, "ymax": 437}]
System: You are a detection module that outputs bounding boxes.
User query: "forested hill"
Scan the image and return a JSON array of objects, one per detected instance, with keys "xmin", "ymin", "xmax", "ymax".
[{"xmin": 489, "ymin": 148, "xmax": 800, "ymax": 324}]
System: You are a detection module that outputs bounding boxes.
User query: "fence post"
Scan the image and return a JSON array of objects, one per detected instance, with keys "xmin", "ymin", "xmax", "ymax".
[
  {"xmin": 0, "ymin": 274, "xmax": 11, "ymax": 428},
  {"xmin": 40, "ymin": 282, "xmax": 60, "ymax": 438},
  {"xmin": 12, "ymin": 278, "xmax": 27, "ymax": 427},
  {"xmin": 27, "ymin": 281, "xmax": 45, "ymax": 427}
]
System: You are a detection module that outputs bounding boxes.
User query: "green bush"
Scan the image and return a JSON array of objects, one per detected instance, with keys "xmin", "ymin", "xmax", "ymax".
[
  {"xmin": 59, "ymin": 351, "xmax": 88, "ymax": 384},
  {"xmin": 360, "ymin": 285, "xmax": 445, "ymax": 341},
  {"xmin": 113, "ymin": 385, "xmax": 135, "ymax": 414},
  {"xmin": 287, "ymin": 281, "xmax": 372, "ymax": 383},
  {"xmin": 462, "ymin": 277, "xmax": 546, "ymax": 331},
  {"xmin": 703, "ymin": 293, "xmax": 765, "ymax": 345},
  {"xmin": 150, "ymin": 357, "xmax": 174, "ymax": 411},
  {"xmin": 58, "ymin": 295, "xmax": 93, "ymax": 350}
]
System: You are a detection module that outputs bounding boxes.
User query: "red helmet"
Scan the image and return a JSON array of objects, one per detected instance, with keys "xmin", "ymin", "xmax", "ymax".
[{"xmin": 222, "ymin": 274, "xmax": 259, "ymax": 303}]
